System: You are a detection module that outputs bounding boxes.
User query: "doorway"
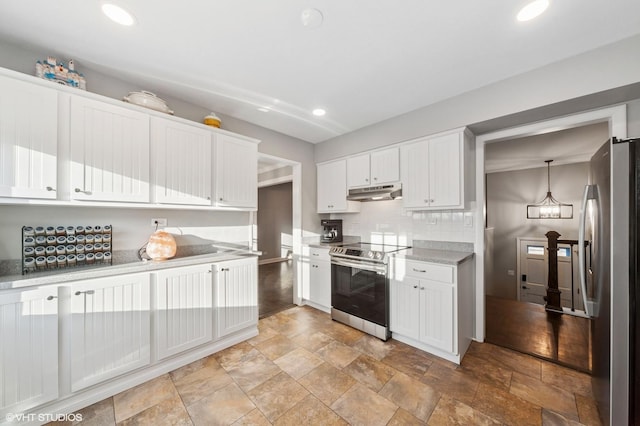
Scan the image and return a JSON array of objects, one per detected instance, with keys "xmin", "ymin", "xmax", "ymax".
[{"xmin": 255, "ymin": 154, "xmax": 301, "ymax": 318}]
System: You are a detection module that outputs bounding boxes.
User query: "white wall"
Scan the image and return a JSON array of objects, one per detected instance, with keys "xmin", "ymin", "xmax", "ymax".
[
  {"xmin": 315, "ymin": 34, "xmax": 640, "ymax": 163},
  {"xmin": 0, "ymin": 205, "xmax": 250, "ymax": 260},
  {"xmin": 486, "ymin": 162, "xmax": 590, "ymax": 299},
  {"xmin": 332, "ymin": 200, "xmax": 475, "ymax": 246}
]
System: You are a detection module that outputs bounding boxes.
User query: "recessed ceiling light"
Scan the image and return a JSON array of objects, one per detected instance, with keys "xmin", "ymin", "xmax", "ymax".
[
  {"xmin": 312, "ymin": 108, "xmax": 326, "ymax": 117},
  {"xmin": 517, "ymin": 0, "xmax": 549, "ymax": 22},
  {"xmin": 301, "ymin": 8, "xmax": 323, "ymax": 28},
  {"xmin": 102, "ymin": 3, "xmax": 135, "ymax": 26}
]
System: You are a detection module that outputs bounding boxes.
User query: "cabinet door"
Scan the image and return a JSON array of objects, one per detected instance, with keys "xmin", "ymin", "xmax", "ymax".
[
  {"xmin": 309, "ymin": 260, "xmax": 331, "ymax": 309},
  {"xmin": 428, "ymin": 133, "xmax": 461, "ymax": 208},
  {"xmin": 370, "ymin": 147, "xmax": 399, "ymax": 185},
  {"xmin": 0, "ymin": 77, "xmax": 57, "ymax": 199},
  {"xmin": 70, "ymin": 273, "xmax": 151, "ymax": 392},
  {"xmin": 70, "ymin": 96, "xmax": 150, "ymax": 202},
  {"xmin": 154, "ymin": 264, "xmax": 213, "ymax": 360},
  {"xmin": 214, "ymin": 134, "xmax": 257, "ymax": 209},
  {"xmin": 346, "ymin": 154, "xmax": 370, "ymax": 188},
  {"xmin": 151, "ymin": 118, "xmax": 212, "ymax": 205},
  {"xmin": 0, "ymin": 287, "xmax": 58, "ymax": 416},
  {"xmin": 317, "ymin": 160, "xmax": 347, "ymax": 212},
  {"xmin": 215, "ymin": 258, "xmax": 258, "ymax": 337},
  {"xmin": 389, "ymin": 277, "xmax": 420, "ymax": 340},
  {"xmin": 400, "ymin": 139, "xmax": 430, "ymax": 209},
  {"xmin": 419, "ymin": 280, "xmax": 454, "ymax": 352}
]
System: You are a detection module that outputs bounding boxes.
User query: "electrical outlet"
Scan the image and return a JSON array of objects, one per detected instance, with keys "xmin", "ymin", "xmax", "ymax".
[{"xmin": 151, "ymin": 218, "xmax": 168, "ymax": 227}]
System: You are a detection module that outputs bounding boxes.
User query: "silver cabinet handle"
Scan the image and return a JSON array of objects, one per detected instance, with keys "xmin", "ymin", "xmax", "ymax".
[
  {"xmin": 46, "ymin": 295, "xmax": 57, "ymax": 300},
  {"xmin": 420, "ymin": 287, "xmax": 425, "ymax": 290},
  {"xmin": 220, "ymin": 268, "xmax": 229, "ymax": 272},
  {"xmin": 373, "ymin": 177, "xmax": 377, "ymax": 181},
  {"xmin": 412, "ymin": 268, "xmax": 426, "ymax": 273},
  {"xmin": 365, "ymin": 178, "xmax": 369, "ymax": 182},
  {"xmin": 430, "ymin": 199, "xmax": 434, "ymax": 203},
  {"xmin": 413, "ymin": 285, "xmax": 418, "ymax": 289},
  {"xmin": 46, "ymin": 186, "xmax": 55, "ymax": 191},
  {"xmin": 207, "ymin": 196, "xmax": 211, "ymax": 200},
  {"xmin": 74, "ymin": 188, "xmax": 92, "ymax": 195},
  {"xmin": 219, "ymin": 197, "xmax": 224, "ymax": 201},
  {"xmin": 312, "ymin": 253, "xmax": 319, "ymax": 256},
  {"xmin": 75, "ymin": 290, "xmax": 95, "ymax": 296}
]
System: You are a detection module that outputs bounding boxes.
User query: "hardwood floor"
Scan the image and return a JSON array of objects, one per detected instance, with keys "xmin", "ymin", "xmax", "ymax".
[
  {"xmin": 258, "ymin": 260, "xmax": 294, "ymax": 319},
  {"xmin": 485, "ymin": 295, "xmax": 591, "ymax": 373}
]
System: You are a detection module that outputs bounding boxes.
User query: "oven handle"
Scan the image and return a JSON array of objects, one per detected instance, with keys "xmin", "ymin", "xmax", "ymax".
[{"xmin": 330, "ymin": 257, "xmax": 387, "ymax": 274}]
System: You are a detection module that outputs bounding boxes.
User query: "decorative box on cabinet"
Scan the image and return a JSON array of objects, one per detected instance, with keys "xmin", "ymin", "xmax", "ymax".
[
  {"xmin": 214, "ymin": 133, "xmax": 258, "ymax": 209},
  {"xmin": 0, "ymin": 75, "xmax": 58, "ymax": 200},
  {"xmin": 214, "ymin": 257, "xmax": 258, "ymax": 337},
  {"xmin": 151, "ymin": 117, "xmax": 213, "ymax": 206},
  {"xmin": 0, "ymin": 286, "xmax": 59, "ymax": 417},
  {"xmin": 317, "ymin": 160, "xmax": 360, "ymax": 213},
  {"xmin": 346, "ymin": 147, "xmax": 399, "ymax": 188},
  {"xmin": 301, "ymin": 246, "xmax": 331, "ymax": 312},
  {"xmin": 69, "ymin": 95, "xmax": 151, "ymax": 203},
  {"xmin": 69, "ymin": 273, "xmax": 151, "ymax": 391},
  {"xmin": 153, "ymin": 264, "xmax": 213, "ymax": 360},
  {"xmin": 389, "ymin": 257, "xmax": 473, "ymax": 364},
  {"xmin": 400, "ymin": 128, "xmax": 474, "ymax": 210}
]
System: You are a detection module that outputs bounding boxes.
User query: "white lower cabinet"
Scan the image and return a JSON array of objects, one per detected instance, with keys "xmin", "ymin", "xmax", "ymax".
[
  {"xmin": 214, "ymin": 257, "xmax": 258, "ymax": 338},
  {"xmin": 0, "ymin": 257, "xmax": 259, "ymax": 418},
  {"xmin": 70, "ymin": 273, "xmax": 151, "ymax": 392},
  {"xmin": 153, "ymin": 264, "xmax": 213, "ymax": 360},
  {"xmin": 390, "ymin": 258, "xmax": 473, "ymax": 364},
  {"xmin": 0, "ymin": 286, "xmax": 59, "ymax": 417},
  {"xmin": 301, "ymin": 246, "xmax": 331, "ymax": 312}
]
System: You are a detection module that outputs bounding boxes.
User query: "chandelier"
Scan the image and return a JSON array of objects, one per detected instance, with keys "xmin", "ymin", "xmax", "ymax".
[{"xmin": 526, "ymin": 160, "xmax": 573, "ymax": 219}]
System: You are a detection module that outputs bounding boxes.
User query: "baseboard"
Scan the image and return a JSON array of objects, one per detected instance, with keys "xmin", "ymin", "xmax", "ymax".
[{"xmin": 258, "ymin": 257, "xmax": 289, "ymax": 265}]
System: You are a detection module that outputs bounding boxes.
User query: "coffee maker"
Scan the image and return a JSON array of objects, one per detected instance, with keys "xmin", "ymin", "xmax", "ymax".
[{"xmin": 321, "ymin": 219, "xmax": 343, "ymax": 243}]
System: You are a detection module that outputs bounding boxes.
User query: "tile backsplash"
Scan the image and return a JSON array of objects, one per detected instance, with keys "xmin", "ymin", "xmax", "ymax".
[{"xmin": 332, "ymin": 199, "xmax": 476, "ymax": 247}]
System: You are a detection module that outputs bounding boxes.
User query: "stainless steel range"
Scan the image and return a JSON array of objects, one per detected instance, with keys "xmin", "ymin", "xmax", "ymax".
[{"xmin": 329, "ymin": 242, "xmax": 410, "ymax": 340}]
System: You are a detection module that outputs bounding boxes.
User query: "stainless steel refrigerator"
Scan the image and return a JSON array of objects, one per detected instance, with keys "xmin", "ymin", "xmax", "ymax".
[
  {"xmin": 578, "ymin": 141, "xmax": 611, "ymax": 424},
  {"xmin": 582, "ymin": 137, "xmax": 640, "ymax": 425}
]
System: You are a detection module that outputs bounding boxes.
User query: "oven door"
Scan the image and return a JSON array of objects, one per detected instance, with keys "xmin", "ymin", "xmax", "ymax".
[{"xmin": 331, "ymin": 257, "xmax": 388, "ymax": 326}]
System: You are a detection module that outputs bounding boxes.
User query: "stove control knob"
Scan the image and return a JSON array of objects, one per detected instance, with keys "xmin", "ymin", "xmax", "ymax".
[
  {"xmin": 367, "ymin": 251, "xmax": 374, "ymax": 258},
  {"xmin": 374, "ymin": 252, "xmax": 383, "ymax": 260}
]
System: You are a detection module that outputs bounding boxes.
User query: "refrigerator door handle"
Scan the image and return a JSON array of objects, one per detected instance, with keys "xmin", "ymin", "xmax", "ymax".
[{"xmin": 578, "ymin": 184, "xmax": 592, "ymax": 317}]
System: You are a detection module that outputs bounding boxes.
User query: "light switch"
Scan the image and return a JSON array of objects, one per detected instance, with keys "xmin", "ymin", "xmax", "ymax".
[{"xmin": 463, "ymin": 215, "xmax": 473, "ymax": 227}]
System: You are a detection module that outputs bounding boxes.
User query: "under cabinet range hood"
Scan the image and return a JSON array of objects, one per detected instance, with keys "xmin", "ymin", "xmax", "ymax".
[{"xmin": 347, "ymin": 183, "xmax": 402, "ymax": 201}]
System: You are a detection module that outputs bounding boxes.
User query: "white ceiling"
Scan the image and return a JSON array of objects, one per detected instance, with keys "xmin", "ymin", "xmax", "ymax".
[
  {"xmin": 1, "ymin": 1, "xmax": 639, "ymax": 143},
  {"xmin": 485, "ymin": 122, "xmax": 609, "ymax": 173}
]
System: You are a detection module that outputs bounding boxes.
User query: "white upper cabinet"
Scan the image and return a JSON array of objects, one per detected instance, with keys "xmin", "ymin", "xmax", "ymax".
[
  {"xmin": 0, "ymin": 75, "xmax": 58, "ymax": 199},
  {"xmin": 346, "ymin": 147, "xmax": 399, "ymax": 188},
  {"xmin": 401, "ymin": 128, "xmax": 474, "ymax": 210},
  {"xmin": 70, "ymin": 95, "xmax": 150, "ymax": 202},
  {"xmin": 151, "ymin": 117, "xmax": 212, "ymax": 205},
  {"xmin": 346, "ymin": 154, "xmax": 370, "ymax": 187},
  {"xmin": 317, "ymin": 159, "xmax": 360, "ymax": 213},
  {"xmin": 214, "ymin": 133, "xmax": 257, "ymax": 209}
]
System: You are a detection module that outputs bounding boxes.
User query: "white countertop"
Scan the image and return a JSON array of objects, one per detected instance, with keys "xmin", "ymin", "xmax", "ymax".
[
  {"xmin": 392, "ymin": 248, "xmax": 474, "ymax": 265},
  {"xmin": 0, "ymin": 250, "xmax": 259, "ymax": 290}
]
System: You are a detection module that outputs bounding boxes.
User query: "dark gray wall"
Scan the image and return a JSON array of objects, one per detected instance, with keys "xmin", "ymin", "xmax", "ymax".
[
  {"xmin": 257, "ymin": 183, "xmax": 292, "ymax": 261},
  {"xmin": 486, "ymin": 162, "xmax": 589, "ymax": 299}
]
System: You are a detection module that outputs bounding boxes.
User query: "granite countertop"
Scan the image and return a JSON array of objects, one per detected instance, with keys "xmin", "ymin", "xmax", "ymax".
[
  {"xmin": 392, "ymin": 247, "xmax": 474, "ymax": 265},
  {"xmin": 302, "ymin": 235, "xmax": 361, "ymax": 248},
  {"xmin": 0, "ymin": 247, "xmax": 260, "ymax": 291}
]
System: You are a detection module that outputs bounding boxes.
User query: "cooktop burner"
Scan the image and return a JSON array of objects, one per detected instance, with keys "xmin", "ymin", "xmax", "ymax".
[{"xmin": 329, "ymin": 242, "xmax": 411, "ymax": 263}]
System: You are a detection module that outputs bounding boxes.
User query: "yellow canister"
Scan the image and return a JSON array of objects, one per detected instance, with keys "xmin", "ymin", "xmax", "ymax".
[{"xmin": 204, "ymin": 113, "xmax": 221, "ymax": 128}]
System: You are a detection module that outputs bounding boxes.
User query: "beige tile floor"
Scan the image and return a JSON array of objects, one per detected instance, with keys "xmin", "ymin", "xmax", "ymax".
[{"xmin": 51, "ymin": 306, "xmax": 603, "ymax": 425}]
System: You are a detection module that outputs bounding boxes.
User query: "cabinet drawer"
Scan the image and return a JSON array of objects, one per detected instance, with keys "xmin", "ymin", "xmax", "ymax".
[
  {"xmin": 303, "ymin": 246, "xmax": 331, "ymax": 262},
  {"xmin": 405, "ymin": 261, "xmax": 453, "ymax": 283}
]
